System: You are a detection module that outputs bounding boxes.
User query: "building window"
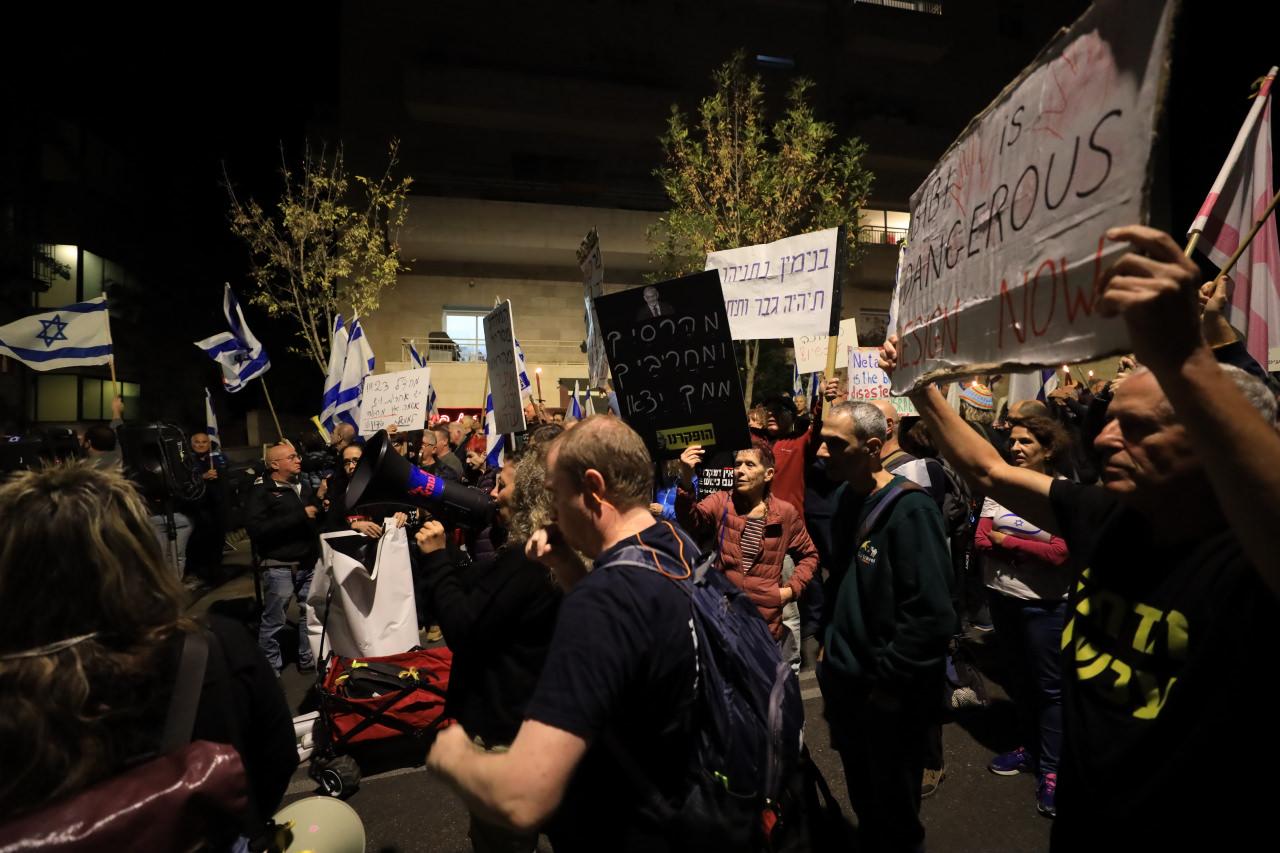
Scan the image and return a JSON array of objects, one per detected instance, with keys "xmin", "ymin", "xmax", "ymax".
[
  {"xmin": 33, "ymin": 375, "xmax": 140, "ymax": 423},
  {"xmin": 38, "ymin": 245, "xmax": 79, "ymax": 307},
  {"xmin": 442, "ymin": 308, "xmax": 489, "ymax": 362},
  {"xmin": 858, "ymin": 209, "xmax": 910, "ymax": 246},
  {"xmin": 82, "ymin": 250, "xmax": 104, "ymax": 300}
]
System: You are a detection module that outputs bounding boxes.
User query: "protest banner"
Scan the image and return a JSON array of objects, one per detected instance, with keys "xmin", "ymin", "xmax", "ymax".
[
  {"xmin": 848, "ymin": 347, "xmax": 917, "ymax": 415},
  {"xmin": 697, "ymin": 465, "xmax": 737, "ymax": 501},
  {"xmin": 576, "ymin": 228, "xmax": 611, "ymax": 388},
  {"xmin": 358, "ymin": 367, "xmax": 432, "ymax": 436},
  {"xmin": 594, "ymin": 270, "xmax": 750, "ymax": 461},
  {"xmin": 888, "ymin": 0, "xmax": 1176, "ymax": 392},
  {"xmin": 482, "ymin": 301, "xmax": 528, "ymax": 435},
  {"xmin": 793, "ymin": 331, "xmax": 829, "ymax": 374},
  {"xmin": 705, "ymin": 227, "xmax": 840, "ymax": 341}
]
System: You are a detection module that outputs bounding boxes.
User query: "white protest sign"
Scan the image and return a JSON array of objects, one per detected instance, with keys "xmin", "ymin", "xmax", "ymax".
[
  {"xmin": 848, "ymin": 347, "xmax": 917, "ymax": 415},
  {"xmin": 577, "ymin": 228, "xmax": 610, "ymax": 388},
  {"xmin": 357, "ymin": 367, "xmax": 432, "ymax": 436},
  {"xmin": 705, "ymin": 227, "xmax": 839, "ymax": 340},
  {"xmin": 483, "ymin": 301, "xmax": 528, "ymax": 435},
  {"xmin": 793, "ymin": 332, "xmax": 829, "ymax": 374},
  {"xmin": 889, "ymin": 0, "xmax": 1175, "ymax": 392}
]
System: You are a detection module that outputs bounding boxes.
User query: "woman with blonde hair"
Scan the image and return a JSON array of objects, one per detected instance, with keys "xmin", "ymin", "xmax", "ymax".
[{"xmin": 0, "ymin": 463, "xmax": 297, "ymax": 833}]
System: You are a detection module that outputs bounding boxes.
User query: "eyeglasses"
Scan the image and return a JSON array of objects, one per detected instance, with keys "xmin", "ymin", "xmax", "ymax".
[{"xmin": 343, "ymin": 458, "xmax": 360, "ymax": 467}]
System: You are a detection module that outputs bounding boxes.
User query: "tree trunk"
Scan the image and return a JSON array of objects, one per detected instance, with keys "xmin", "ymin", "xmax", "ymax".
[{"xmin": 742, "ymin": 339, "xmax": 760, "ymax": 411}]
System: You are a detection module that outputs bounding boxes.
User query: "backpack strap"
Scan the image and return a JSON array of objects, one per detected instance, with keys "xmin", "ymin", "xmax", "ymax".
[
  {"xmin": 856, "ymin": 481, "xmax": 921, "ymax": 544},
  {"xmin": 158, "ymin": 629, "xmax": 210, "ymax": 754}
]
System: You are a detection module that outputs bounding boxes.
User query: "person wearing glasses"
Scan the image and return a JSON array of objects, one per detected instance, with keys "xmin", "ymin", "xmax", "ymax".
[{"xmin": 245, "ymin": 442, "xmax": 323, "ymax": 674}]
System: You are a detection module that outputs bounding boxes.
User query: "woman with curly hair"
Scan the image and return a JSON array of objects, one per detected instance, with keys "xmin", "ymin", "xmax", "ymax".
[
  {"xmin": 0, "ymin": 464, "xmax": 296, "ymax": 835},
  {"xmin": 412, "ymin": 424, "xmax": 578, "ymax": 853}
]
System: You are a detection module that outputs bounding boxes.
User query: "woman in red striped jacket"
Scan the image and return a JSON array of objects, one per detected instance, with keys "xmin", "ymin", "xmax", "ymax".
[{"xmin": 675, "ymin": 438, "xmax": 819, "ymax": 644}]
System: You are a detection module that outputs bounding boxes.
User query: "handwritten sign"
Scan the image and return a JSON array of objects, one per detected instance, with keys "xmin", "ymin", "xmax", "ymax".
[
  {"xmin": 705, "ymin": 227, "xmax": 839, "ymax": 340},
  {"xmin": 889, "ymin": 0, "xmax": 1175, "ymax": 392},
  {"xmin": 577, "ymin": 228, "xmax": 610, "ymax": 388},
  {"xmin": 793, "ymin": 332, "xmax": 829, "ymax": 374},
  {"xmin": 594, "ymin": 270, "xmax": 750, "ymax": 460},
  {"xmin": 483, "ymin": 301, "xmax": 528, "ymax": 435},
  {"xmin": 358, "ymin": 368, "xmax": 432, "ymax": 436},
  {"xmin": 848, "ymin": 347, "xmax": 917, "ymax": 415}
]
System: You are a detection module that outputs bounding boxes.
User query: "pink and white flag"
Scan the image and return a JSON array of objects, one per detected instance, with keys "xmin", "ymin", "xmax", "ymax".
[{"xmin": 1188, "ymin": 67, "xmax": 1280, "ymax": 371}]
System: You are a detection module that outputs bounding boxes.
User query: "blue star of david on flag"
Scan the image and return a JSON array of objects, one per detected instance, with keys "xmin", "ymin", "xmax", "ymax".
[{"xmin": 37, "ymin": 315, "xmax": 70, "ymax": 347}]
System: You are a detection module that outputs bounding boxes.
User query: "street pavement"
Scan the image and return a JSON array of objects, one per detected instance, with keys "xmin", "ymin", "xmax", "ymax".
[{"xmin": 191, "ymin": 559, "xmax": 1052, "ymax": 853}]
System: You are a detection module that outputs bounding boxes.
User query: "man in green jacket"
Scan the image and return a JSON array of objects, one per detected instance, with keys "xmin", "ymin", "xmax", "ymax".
[{"xmin": 817, "ymin": 400, "xmax": 956, "ymax": 853}]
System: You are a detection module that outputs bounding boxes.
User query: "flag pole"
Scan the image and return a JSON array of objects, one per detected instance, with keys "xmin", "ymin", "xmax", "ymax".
[
  {"xmin": 259, "ymin": 376, "xmax": 284, "ymax": 439},
  {"xmin": 1209, "ymin": 185, "xmax": 1280, "ymax": 285},
  {"xmin": 103, "ymin": 296, "xmax": 121, "ymax": 398},
  {"xmin": 1184, "ymin": 230, "xmax": 1201, "ymax": 257}
]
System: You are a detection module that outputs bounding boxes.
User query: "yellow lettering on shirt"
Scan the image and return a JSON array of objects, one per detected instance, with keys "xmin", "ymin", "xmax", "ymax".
[{"xmin": 1064, "ymin": 566, "xmax": 1186, "ymax": 722}]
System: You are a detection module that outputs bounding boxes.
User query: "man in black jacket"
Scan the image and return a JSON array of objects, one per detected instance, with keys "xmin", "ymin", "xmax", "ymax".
[{"xmin": 246, "ymin": 442, "xmax": 322, "ymax": 673}]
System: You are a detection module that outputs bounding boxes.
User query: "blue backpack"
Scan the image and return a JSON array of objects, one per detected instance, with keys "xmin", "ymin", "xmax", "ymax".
[{"xmin": 607, "ymin": 522, "xmax": 805, "ymax": 851}]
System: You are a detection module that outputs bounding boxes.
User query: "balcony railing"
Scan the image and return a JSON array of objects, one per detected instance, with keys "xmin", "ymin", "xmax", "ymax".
[
  {"xmin": 858, "ymin": 226, "xmax": 908, "ymax": 246},
  {"xmin": 402, "ymin": 337, "xmax": 587, "ymax": 365},
  {"xmin": 855, "ymin": 0, "xmax": 942, "ymax": 14}
]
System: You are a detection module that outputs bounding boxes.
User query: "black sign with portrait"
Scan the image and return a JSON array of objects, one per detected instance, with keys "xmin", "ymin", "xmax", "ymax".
[{"xmin": 594, "ymin": 271, "xmax": 751, "ymax": 462}]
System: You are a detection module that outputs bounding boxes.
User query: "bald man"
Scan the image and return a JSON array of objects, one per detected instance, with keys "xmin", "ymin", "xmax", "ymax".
[{"xmin": 1008, "ymin": 399, "xmax": 1051, "ymax": 422}]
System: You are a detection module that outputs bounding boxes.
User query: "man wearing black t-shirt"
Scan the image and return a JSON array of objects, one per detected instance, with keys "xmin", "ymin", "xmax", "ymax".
[
  {"xmin": 427, "ymin": 416, "xmax": 697, "ymax": 852},
  {"xmin": 881, "ymin": 225, "xmax": 1280, "ymax": 849}
]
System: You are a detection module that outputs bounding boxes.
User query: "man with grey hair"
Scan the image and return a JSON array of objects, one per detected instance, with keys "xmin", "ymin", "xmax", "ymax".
[
  {"xmin": 815, "ymin": 400, "xmax": 956, "ymax": 853},
  {"xmin": 881, "ymin": 224, "xmax": 1280, "ymax": 850}
]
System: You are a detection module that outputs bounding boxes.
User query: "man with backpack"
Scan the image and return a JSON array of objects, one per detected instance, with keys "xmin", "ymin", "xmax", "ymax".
[
  {"xmin": 816, "ymin": 401, "xmax": 957, "ymax": 853},
  {"xmin": 426, "ymin": 415, "xmax": 801, "ymax": 852}
]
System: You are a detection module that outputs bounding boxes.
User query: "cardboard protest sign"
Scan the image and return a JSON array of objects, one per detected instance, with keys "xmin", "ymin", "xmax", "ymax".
[
  {"xmin": 482, "ymin": 301, "xmax": 528, "ymax": 435},
  {"xmin": 848, "ymin": 347, "xmax": 916, "ymax": 415},
  {"xmin": 705, "ymin": 227, "xmax": 840, "ymax": 341},
  {"xmin": 594, "ymin": 271, "xmax": 751, "ymax": 461},
  {"xmin": 577, "ymin": 228, "xmax": 611, "ymax": 388},
  {"xmin": 358, "ymin": 367, "xmax": 432, "ymax": 436},
  {"xmin": 889, "ymin": 0, "xmax": 1176, "ymax": 392}
]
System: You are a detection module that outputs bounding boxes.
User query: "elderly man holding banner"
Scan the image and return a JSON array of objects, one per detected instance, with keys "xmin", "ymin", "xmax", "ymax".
[{"xmin": 881, "ymin": 225, "xmax": 1280, "ymax": 850}]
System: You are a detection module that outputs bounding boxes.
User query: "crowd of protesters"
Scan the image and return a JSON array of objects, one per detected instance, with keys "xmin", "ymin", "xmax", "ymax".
[{"xmin": 3, "ymin": 222, "xmax": 1280, "ymax": 853}]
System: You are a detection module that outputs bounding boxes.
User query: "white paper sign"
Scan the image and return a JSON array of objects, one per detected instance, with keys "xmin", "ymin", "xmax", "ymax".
[
  {"xmin": 705, "ymin": 227, "xmax": 839, "ymax": 340},
  {"xmin": 357, "ymin": 367, "xmax": 432, "ymax": 436},
  {"xmin": 483, "ymin": 301, "xmax": 528, "ymax": 435},
  {"xmin": 793, "ymin": 332, "xmax": 829, "ymax": 374},
  {"xmin": 577, "ymin": 228, "xmax": 610, "ymax": 388},
  {"xmin": 848, "ymin": 347, "xmax": 917, "ymax": 415},
  {"xmin": 889, "ymin": 0, "xmax": 1175, "ymax": 392}
]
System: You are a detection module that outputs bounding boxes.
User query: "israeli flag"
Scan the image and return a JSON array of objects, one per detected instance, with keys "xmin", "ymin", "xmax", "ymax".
[
  {"xmin": 204, "ymin": 387, "xmax": 222, "ymax": 453},
  {"xmin": 0, "ymin": 296, "xmax": 113, "ymax": 371},
  {"xmin": 333, "ymin": 317, "xmax": 374, "ymax": 427},
  {"xmin": 791, "ymin": 363, "xmax": 803, "ymax": 398},
  {"xmin": 570, "ymin": 380, "xmax": 584, "ymax": 420},
  {"xmin": 1007, "ymin": 368, "xmax": 1061, "ymax": 406},
  {"xmin": 320, "ymin": 315, "xmax": 349, "ymax": 433},
  {"xmin": 193, "ymin": 284, "xmax": 271, "ymax": 393},
  {"xmin": 408, "ymin": 340, "xmax": 427, "ymax": 369},
  {"xmin": 483, "ymin": 393, "xmax": 505, "ymax": 468},
  {"xmin": 514, "ymin": 339, "xmax": 533, "ymax": 400},
  {"xmin": 584, "ymin": 388, "xmax": 597, "ymax": 417}
]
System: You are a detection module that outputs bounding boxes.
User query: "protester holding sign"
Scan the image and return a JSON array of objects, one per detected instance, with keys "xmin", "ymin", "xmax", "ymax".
[
  {"xmin": 674, "ymin": 440, "xmax": 818, "ymax": 643},
  {"xmin": 880, "ymin": 224, "xmax": 1280, "ymax": 849}
]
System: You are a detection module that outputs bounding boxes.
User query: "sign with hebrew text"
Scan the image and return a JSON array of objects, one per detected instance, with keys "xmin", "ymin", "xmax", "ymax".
[
  {"xmin": 705, "ymin": 227, "xmax": 839, "ymax": 340},
  {"xmin": 594, "ymin": 271, "xmax": 750, "ymax": 461}
]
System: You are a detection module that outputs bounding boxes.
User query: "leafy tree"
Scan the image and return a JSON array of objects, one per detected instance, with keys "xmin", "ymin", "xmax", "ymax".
[
  {"xmin": 225, "ymin": 141, "xmax": 412, "ymax": 373},
  {"xmin": 650, "ymin": 52, "xmax": 874, "ymax": 404}
]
